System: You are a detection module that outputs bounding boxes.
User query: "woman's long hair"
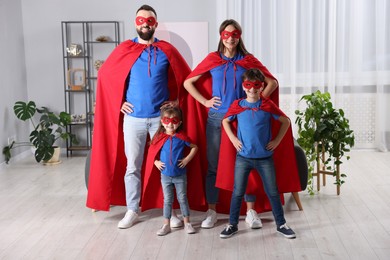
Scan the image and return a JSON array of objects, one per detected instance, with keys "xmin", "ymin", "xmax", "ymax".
[{"xmin": 217, "ymin": 19, "xmax": 250, "ymax": 56}]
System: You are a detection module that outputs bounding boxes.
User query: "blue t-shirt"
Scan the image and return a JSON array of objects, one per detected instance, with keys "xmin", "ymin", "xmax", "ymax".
[
  {"xmin": 209, "ymin": 53, "xmax": 246, "ymax": 114},
  {"xmin": 229, "ymin": 99, "xmax": 279, "ymax": 158},
  {"xmin": 126, "ymin": 38, "xmax": 169, "ymax": 118},
  {"xmin": 160, "ymin": 135, "xmax": 191, "ymax": 177}
]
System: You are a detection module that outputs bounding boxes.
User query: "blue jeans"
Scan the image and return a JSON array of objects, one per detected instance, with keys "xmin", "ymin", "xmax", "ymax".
[
  {"xmin": 205, "ymin": 111, "xmax": 255, "ymax": 204},
  {"xmin": 161, "ymin": 174, "xmax": 190, "ymax": 218},
  {"xmin": 205, "ymin": 111, "xmax": 224, "ymax": 204},
  {"xmin": 123, "ymin": 115, "xmax": 160, "ymax": 212},
  {"xmin": 229, "ymin": 155, "xmax": 286, "ymax": 227}
]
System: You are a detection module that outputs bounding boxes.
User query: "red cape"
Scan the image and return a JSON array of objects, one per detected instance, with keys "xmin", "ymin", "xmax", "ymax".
[
  {"xmin": 216, "ymin": 98, "xmax": 302, "ymax": 213},
  {"xmin": 183, "ymin": 52, "xmax": 281, "ymax": 214},
  {"xmin": 141, "ymin": 132, "xmax": 206, "ymax": 211},
  {"xmin": 186, "ymin": 52, "xmax": 279, "ymax": 105},
  {"xmin": 86, "ymin": 39, "xmax": 193, "ymax": 211}
]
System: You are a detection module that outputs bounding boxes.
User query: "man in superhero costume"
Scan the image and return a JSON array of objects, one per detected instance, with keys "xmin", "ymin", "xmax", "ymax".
[{"xmin": 86, "ymin": 5, "xmax": 199, "ymax": 229}]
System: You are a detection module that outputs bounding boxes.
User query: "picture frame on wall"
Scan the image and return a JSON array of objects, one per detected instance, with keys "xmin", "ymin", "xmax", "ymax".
[{"xmin": 67, "ymin": 68, "xmax": 86, "ymax": 90}]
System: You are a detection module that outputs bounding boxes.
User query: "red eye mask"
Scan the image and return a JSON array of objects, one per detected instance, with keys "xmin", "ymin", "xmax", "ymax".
[
  {"xmin": 135, "ymin": 16, "xmax": 157, "ymax": 26},
  {"xmin": 243, "ymin": 80, "xmax": 264, "ymax": 89},
  {"xmin": 220, "ymin": 30, "xmax": 241, "ymax": 39},
  {"xmin": 162, "ymin": 117, "xmax": 180, "ymax": 124}
]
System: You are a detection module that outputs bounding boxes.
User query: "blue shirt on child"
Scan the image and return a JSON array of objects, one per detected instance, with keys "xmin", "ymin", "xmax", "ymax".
[
  {"xmin": 160, "ymin": 135, "xmax": 191, "ymax": 177},
  {"xmin": 229, "ymin": 99, "xmax": 279, "ymax": 158}
]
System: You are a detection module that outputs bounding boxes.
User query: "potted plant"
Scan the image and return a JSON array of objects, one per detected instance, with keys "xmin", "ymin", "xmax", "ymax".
[
  {"xmin": 295, "ymin": 90, "xmax": 355, "ymax": 195},
  {"xmin": 2, "ymin": 101, "xmax": 78, "ymax": 164}
]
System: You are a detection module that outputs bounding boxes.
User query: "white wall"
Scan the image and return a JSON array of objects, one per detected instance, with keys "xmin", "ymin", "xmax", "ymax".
[
  {"xmin": 21, "ymin": 0, "xmax": 217, "ymax": 110},
  {"xmin": 0, "ymin": 0, "xmax": 218, "ymax": 164},
  {"xmin": 0, "ymin": 0, "xmax": 30, "ymax": 164}
]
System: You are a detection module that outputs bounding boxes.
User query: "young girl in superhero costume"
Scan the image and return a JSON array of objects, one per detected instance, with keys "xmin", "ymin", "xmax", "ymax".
[{"xmin": 150, "ymin": 107, "xmax": 198, "ymax": 236}]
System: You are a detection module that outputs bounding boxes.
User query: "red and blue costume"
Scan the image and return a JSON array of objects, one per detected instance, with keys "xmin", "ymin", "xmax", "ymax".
[
  {"xmin": 216, "ymin": 97, "xmax": 302, "ymax": 213},
  {"xmin": 86, "ymin": 40, "xmax": 196, "ymax": 211}
]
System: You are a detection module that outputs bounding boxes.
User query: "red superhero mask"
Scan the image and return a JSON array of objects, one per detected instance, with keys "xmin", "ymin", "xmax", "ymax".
[
  {"xmin": 135, "ymin": 16, "xmax": 157, "ymax": 26},
  {"xmin": 220, "ymin": 30, "xmax": 241, "ymax": 39},
  {"xmin": 243, "ymin": 80, "xmax": 264, "ymax": 89},
  {"xmin": 161, "ymin": 116, "xmax": 180, "ymax": 124}
]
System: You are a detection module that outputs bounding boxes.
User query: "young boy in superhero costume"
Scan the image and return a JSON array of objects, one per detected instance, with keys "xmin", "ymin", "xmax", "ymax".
[{"xmin": 219, "ymin": 68, "xmax": 296, "ymax": 239}]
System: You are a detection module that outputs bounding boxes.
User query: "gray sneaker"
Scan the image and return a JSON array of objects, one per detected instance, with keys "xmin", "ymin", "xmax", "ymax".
[
  {"xmin": 245, "ymin": 209, "xmax": 262, "ymax": 229},
  {"xmin": 170, "ymin": 215, "xmax": 183, "ymax": 228},
  {"xmin": 201, "ymin": 209, "xmax": 217, "ymax": 228},
  {"xmin": 118, "ymin": 210, "xmax": 138, "ymax": 229},
  {"xmin": 185, "ymin": 223, "xmax": 196, "ymax": 234},
  {"xmin": 156, "ymin": 224, "xmax": 171, "ymax": 236}
]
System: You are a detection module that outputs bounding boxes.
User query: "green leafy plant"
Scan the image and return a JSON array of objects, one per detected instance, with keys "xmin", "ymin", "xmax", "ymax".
[
  {"xmin": 295, "ymin": 90, "xmax": 355, "ymax": 194},
  {"xmin": 2, "ymin": 101, "xmax": 78, "ymax": 163}
]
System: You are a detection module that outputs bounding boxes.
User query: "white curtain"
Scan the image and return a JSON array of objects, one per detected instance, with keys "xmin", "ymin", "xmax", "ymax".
[{"xmin": 216, "ymin": 0, "xmax": 390, "ymax": 151}]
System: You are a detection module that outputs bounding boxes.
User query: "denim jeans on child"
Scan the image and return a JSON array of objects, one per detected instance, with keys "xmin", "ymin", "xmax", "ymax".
[
  {"xmin": 161, "ymin": 174, "xmax": 190, "ymax": 219},
  {"xmin": 229, "ymin": 155, "xmax": 286, "ymax": 227},
  {"xmin": 123, "ymin": 115, "xmax": 160, "ymax": 213}
]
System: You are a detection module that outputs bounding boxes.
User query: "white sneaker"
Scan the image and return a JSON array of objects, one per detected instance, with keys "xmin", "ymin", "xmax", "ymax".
[
  {"xmin": 170, "ymin": 215, "xmax": 183, "ymax": 228},
  {"xmin": 118, "ymin": 210, "xmax": 138, "ymax": 229},
  {"xmin": 201, "ymin": 209, "xmax": 217, "ymax": 229},
  {"xmin": 185, "ymin": 223, "xmax": 196, "ymax": 234},
  {"xmin": 156, "ymin": 224, "xmax": 171, "ymax": 236},
  {"xmin": 245, "ymin": 209, "xmax": 262, "ymax": 229}
]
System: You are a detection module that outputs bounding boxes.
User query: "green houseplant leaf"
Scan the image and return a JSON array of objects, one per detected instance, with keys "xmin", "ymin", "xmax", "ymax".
[
  {"xmin": 2, "ymin": 100, "xmax": 78, "ymax": 164},
  {"xmin": 295, "ymin": 90, "xmax": 355, "ymax": 194},
  {"xmin": 14, "ymin": 101, "xmax": 36, "ymax": 121}
]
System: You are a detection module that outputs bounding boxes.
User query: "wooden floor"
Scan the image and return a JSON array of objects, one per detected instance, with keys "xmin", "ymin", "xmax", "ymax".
[{"xmin": 1, "ymin": 150, "xmax": 390, "ymax": 260}]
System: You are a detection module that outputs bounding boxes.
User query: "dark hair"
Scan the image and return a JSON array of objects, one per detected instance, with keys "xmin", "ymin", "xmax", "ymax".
[
  {"xmin": 242, "ymin": 68, "xmax": 265, "ymax": 82},
  {"xmin": 151, "ymin": 107, "xmax": 183, "ymax": 143},
  {"xmin": 136, "ymin": 4, "xmax": 157, "ymax": 18},
  {"xmin": 217, "ymin": 19, "xmax": 249, "ymax": 56}
]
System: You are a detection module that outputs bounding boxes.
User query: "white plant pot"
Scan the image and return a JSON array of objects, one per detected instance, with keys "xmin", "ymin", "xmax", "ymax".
[{"xmin": 43, "ymin": 147, "xmax": 62, "ymax": 165}]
